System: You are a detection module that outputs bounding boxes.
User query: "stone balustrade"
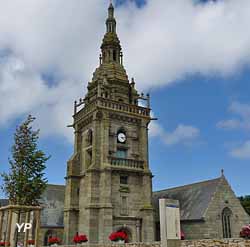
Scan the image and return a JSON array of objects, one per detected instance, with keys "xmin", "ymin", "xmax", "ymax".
[
  {"xmin": 98, "ymin": 98, "xmax": 150, "ymax": 117},
  {"xmin": 109, "ymin": 157, "xmax": 144, "ymax": 170},
  {"xmin": 73, "ymin": 97, "xmax": 150, "ymax": 124}
]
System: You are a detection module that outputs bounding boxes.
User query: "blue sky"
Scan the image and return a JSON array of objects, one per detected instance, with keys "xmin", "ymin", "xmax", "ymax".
[{"xmin": 0, "ymin": 0, "xmax": 250, "ymax": 198}]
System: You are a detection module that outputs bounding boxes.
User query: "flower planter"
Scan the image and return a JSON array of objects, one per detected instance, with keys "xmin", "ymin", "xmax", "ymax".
[
  {"xmin": 73, "ymin": 234, "xmax": 88, "ymax": 245},
  {"xmin": 109, "ymin": 231, "xmax": 128, "ymax": 243},
  {"xmin": 117, "ymin": 240, "xmax": 125, "ymax": 244}
]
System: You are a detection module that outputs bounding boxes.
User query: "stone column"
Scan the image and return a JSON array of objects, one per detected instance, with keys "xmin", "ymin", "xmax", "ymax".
[
  {"xmin": 0, "ymin": 211, "xmax": 4, "ymax": 241},
  {"xmin": 34, "ymin": 210, "xmax": 41, "ymax": 247},
  {"xmin": 6, "ymin": 209, "xmax": 13, "ymax": 246},
  {"xmin": 28, "ymin": 211, "xmax": 33, "ymax": 240},
  {"xmin": 24, "ymin": 211, "xmax": 30, "ymax": 247}
]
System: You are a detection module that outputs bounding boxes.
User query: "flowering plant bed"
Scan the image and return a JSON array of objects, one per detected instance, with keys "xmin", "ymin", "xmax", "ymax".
[
  {"xmin": 109, "ymin": 231, "xmax": 128, "ymax": 242},
  {"xmin": 0, "ymin": 242, "xmax": 10, "ymax": 246},
  {"xmin": 48, "ymin": 237, "xmax": 61, "ymax": 245},
  {"xmin": 73, "ymin": 234, "xmax": 88, "ymax": 244},
  {"xmin": 240, "ymin": 224, "xmax": 250, "ymax": 239},
  {"xmin": 27, "ymin": 240, "xmax": 35, "ymax": 245}
]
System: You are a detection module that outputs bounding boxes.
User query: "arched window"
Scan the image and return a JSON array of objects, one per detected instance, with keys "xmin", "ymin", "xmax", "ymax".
[
  {"xmin": 86, "ymin": 129, "xmax": 93, "ymax": 145},
  {"xmin": 222, "ymin": 207, "xmax": 232, "ymax": 238},
  {"xmin": 113, "ymin": 50, "xmax": 117, "ymax": 61}
]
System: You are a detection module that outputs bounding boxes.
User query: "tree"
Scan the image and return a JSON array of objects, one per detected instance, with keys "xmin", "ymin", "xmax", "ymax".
[
  {"xmin": 239, "ymin": 195, "xmax": 250, "ymax": 216},
  {"xmin": 0, "ymin": 115, "xmax": 50, "ymax": 206}
]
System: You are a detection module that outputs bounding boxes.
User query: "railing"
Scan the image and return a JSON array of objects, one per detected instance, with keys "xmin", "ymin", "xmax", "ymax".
[
  {"xmin": 74, "ymin": 101, "xmax": 97, "ymax": 121},
  {"xmin": 98, "ymin": 98, "xmax": 150, "ymax": 117},
  {"xmin": 109, "ymin": 157, "xmax": 144, "ymax": 170},
  {"xmin": 73, "ymin": 97, "xmax": 150, "ymax": 122}
]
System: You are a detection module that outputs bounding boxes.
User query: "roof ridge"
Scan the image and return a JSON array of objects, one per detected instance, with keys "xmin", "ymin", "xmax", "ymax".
[
  {"xmin": 202, "ymin": 176, "xmax": 223, "ymax": 218},
  {"xmin": 153, "ymin": 177, "xmax": 221, "ymax": 194},
  {"xmin": 47, "ymin": 184, "xmax": 65, "ymax": 187}
]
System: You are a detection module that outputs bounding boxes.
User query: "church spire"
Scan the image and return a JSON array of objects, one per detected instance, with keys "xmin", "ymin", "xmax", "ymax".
[
  {"xmin": 106, "ymin": 2, "xmax": 116, "ymax": 33},
  {"xmin": 101, "ymin": 2, "xmax": 122, "ymax": 64}
]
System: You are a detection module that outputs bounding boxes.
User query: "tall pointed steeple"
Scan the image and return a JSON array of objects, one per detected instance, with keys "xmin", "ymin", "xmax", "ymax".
[
  {"xmin": 101, "ymin": 3, "xmax": 122, "ymax": 64},
  {"xmin": 106, "ymin": 2, "xmax": 116, "ymax": 33},
  {"xmin": 85, "ymin": 3, "xmax": 139, "ymax": 105}
]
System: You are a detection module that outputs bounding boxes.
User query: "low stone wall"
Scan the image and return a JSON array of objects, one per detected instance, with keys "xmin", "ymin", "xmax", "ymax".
[
  {"xmin": 50, "ymin": 243, "xmax": 161, "ymax": 247},
  {"xmin": 181, "ymin": 239, "xmax": 250, "ymax": 247},
  {"xmin": 50, "ymin": 239, "xmax": 250, "ymax": 247}
]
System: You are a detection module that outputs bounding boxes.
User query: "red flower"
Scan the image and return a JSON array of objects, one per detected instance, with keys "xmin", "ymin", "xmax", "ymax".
[
  {"xmin": 48, "ymin": 237, "xmax": 60, "ymax": 245},
  {"xmin": 109, "ymin": 231, "xmax": 128, "ymax": 242},
  {"xmin": 27, "ymin": 240, "xmax": 35, "ymax": 245},
  {"xmin": 240, "ymin": 224, "xmax": 250, "ymax": 239},
  {"xmin": 0, "ymin": 242, "xmax": 10, "ymax": 246},
  {"xmin": 73, "ymin": 234, "xmax": 88, "ymax": 243},
  {"xmin": 180, "ymin": 230, "xmax": 185, "ymax": 240}
]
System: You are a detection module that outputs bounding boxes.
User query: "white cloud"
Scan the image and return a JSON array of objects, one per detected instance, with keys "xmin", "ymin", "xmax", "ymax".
[
  {"xmin": 164, "ymin": 124, "xmax": 200, "ymax": 146},
  {"xmin": 217, "ymin": 119, "xmax": 242, "ymax": 129},
  {"xmin": 217, "ymin": 101, "xmax": 250, "ymax": 130},
  {"xmin": 149, "ymin": 121, "xmax": 165, "ymax": 138},
  {"xmin": 1, "ymin": 0, "xmax": 250, "ymax": 141},
  {"xmin": 149, "ymin": 122, "xmax": 200, "ymax": 146},
  {"xmin": 0, "ymin": 54, "xmax": 81, "ymax": 142},
  {"xmin": 217, "ymin": 101, "xmax": 250, "ymax": 159},
  {"xmin": 231, "ymin": 140, "xmax": 250, "ymax": 160}
]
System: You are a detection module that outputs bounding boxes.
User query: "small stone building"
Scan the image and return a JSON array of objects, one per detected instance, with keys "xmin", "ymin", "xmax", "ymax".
[
  {"xmin": 39, "ymin": 184, "xmax": 65, "ymax": 246},
  {"xmin": 153, "ymin": 174, "xmax": 250, "ymax": 240},
  {"xmin": 0, "ymin": 185, "xmax": 65, "ymax": 246}
]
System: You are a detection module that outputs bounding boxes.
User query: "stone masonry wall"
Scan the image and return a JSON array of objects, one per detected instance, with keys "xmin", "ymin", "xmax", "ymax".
[
  {"xmin": 48, "ymin": 239, "xmax": 250, "ymax": 247},
  {"xmin": 181, "ymin": 239, "xmax": 250, "ymax": 247}
]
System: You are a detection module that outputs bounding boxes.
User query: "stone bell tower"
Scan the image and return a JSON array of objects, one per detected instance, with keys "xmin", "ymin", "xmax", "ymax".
[{"xmin": 64, "ymin": 3, "xmax": 155, "ymax": 244}]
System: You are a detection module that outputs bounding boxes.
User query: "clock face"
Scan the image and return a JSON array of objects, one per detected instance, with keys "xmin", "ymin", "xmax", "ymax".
[{"xmin": 117, "ymin": 132, "xmax": 126, "ymax": 143}]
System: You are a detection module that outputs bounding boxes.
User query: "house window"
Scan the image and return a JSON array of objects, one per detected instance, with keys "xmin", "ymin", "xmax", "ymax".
[
  {"xmin": 120, "ymin": 176, "xmax": 128, "ymax": 185},
  {"xmin": 116, "ymin": 149, "xmax": 127, "ymax": 159},
  {"xmin": 222, "ymin": 207, "xmax": 232, "ymax": 238}
]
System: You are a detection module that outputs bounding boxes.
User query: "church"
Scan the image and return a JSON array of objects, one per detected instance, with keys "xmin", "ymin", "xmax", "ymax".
[
  {"xmin": 61, "ymin": 3, "xmax": 249, "ymax": 244},
  {"xmin": 0, "ymin": 3, "xmax": 249, "ymax": 246}
]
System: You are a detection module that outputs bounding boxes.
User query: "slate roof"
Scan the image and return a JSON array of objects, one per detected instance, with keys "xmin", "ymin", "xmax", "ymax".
[
  {"xmin": 0, "ymin": 199, "xmax": 9, "ymax": 207},
  {"xmin": 153, "ymin": 177, "xmax": 223, "ymax": 222}
]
